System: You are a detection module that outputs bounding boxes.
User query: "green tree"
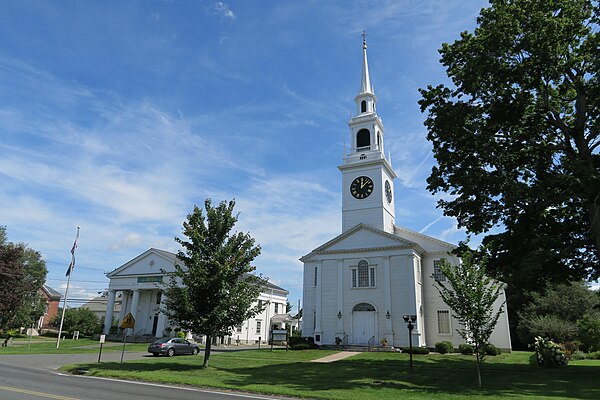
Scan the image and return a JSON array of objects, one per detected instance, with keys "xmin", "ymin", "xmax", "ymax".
[
  {"xmin": 50, "ymin": 307, "xmax": 101, "ymax": 336},
  {"xmin": 164, "ymin": 199, "xmax": 263, "ymax": 368},
  {"xmin": 434, "ymin": 250, "xmax": 506, "ymax": 388},
  {"xmin": 517, "ymin": 281, "xmax": 599, "ymax": 344},
  {"xmin": 419, "ymin": 0, "xmax": 600, "ymax": 302},
  {"xmin": 0, "ymin": 227, "xmax": 47, "ymax": 330}
]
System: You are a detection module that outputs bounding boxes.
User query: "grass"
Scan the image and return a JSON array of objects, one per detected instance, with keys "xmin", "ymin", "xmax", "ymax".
[
  {"xmin": 0, "ymin": 338, "xmax": 149, "ymax": 354},
  {"xmin": 59, "ymin": 349, "xmax": 600, "ymax": 400}
]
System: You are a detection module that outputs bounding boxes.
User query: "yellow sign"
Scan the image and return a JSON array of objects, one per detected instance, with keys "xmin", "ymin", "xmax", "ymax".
[{"xmin": 120, "ymin": 313, "xmax": 136, "ymax": 329}]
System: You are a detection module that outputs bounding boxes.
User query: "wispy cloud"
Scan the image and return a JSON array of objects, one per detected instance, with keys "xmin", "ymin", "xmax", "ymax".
[{"xmin": 214, "ymin": 2, "xmax": 236, "ymax": 20}]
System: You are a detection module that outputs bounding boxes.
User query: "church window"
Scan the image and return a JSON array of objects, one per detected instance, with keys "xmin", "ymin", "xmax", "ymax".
[
  {"xmin": 416, "ymin": 259, "xmax": 422, "ymax": 284},
  {"xmin": 377, "ymin": 133, "xmax": 381, "ymax": 148},
  {"xmin": 352, "ymin": 260, "xmax": 376, "ymax": 288},
  {"xmin": 314, "ymin": 266, "xmax": 318, "ymax": 286},
  {"xmin": 274, "ymin": 303, "xmax": 279, "ymax": 314},
  {"xmin": 352, "ymin": 302, "xmax": 376, "ymax": 312},
  {"xmin": 361, "ymin": 100, "xmax": 367, "ymax": 113},
  {"xmin": 437, "ymin": 310, "xmax": 451, "ymax": 335},
  {"xmin": 356, "ymin": 129, "xmax": 370, "ymax": 148},
  {"xmin": 433, "ymin": 259, "xmax": 446, "ymax": 282},
  {"xmin": 258, "ymin": 300, "xmax": 263, "ymax": 308},
  {"xmin": 236, "ymin": 324, "xmax": 243, "ymax": 333},
  {"xmin": 256, "ymin": 320, "xmax": 262, "ymax": 333},
  {"xmin": 156, "ymin": 291, "xmax": 162, "ymax": 305}
]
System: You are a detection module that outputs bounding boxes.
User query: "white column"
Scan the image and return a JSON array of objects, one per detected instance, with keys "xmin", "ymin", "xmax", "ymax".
[
  {"xmin": 129, "ymin": 289, "xmax": 140, "ymax": 333},
  {"xmin": 335, "ymin": 259, "xmax": 344, "ymax": 337},
  {"xmin": 117, "ymin": 290, "xmax": 129, "ymax": 326},
  {"xmin": 383, "ymin": 256, "xmax": 393, "ymax": 340},
  {"xmin": 155, "ymin": 291, "xmax": 168, "ymax": 338},
  {"xmin": 314, "ymin": 261, "xmax": 322, "ymax": 340},
  {"xmin": 102, "ymin": 290, "xmax": 116, "ymax": 335}
]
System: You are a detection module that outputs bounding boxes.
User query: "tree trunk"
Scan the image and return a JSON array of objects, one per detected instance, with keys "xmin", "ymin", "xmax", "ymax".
[
  {"xmin": 588, "ymin": 201, "xmax": 600, "ymax": 258},
  {"xmin": 476, "ymin": 352, "xmax": 482, "ymax": 389},
  {"xmin": 202, "ymin": 334, "xmax": 212, "ymax": 368}
]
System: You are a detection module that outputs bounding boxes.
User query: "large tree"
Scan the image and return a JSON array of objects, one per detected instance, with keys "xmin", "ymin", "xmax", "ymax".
[
  {"xmin": 0, "ymin": 227, "xmax": 47, "ymax": 330},
  {"xmin": 164, "ymin": 199, "xmax": 263, "ymax": 368},
  {"xmin": 435, "ymin": 250, "xmax": 506, "ymax": 388},
  {"xmin": 419, "ymin": 0, "xmax": 600, "ymax": 293}
]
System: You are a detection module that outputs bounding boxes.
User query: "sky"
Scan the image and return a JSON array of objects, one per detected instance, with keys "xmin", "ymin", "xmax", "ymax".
[{"xmin": 0, "ymin": 0, "xmax": 496, "ymax": 311}]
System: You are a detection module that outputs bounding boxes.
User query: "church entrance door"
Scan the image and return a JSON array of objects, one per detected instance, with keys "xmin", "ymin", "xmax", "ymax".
[{"xmin": 351, "ymin": 303, "xmax": 376, "ymax": 345}]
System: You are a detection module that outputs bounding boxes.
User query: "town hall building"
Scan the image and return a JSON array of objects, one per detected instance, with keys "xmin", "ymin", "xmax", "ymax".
[
  {"xmin": 301, "ymin": 38, "xmax": 512, "ymax": 350},
  {"xmin": 103, "ymin": 248, "xmax": 290, "ymax": 344}
]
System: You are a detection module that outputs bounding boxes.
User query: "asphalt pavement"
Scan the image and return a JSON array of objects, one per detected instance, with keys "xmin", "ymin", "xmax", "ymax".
[{"xmin": 0, "ymin": 347, "xmax": 289, "ymax": 400}]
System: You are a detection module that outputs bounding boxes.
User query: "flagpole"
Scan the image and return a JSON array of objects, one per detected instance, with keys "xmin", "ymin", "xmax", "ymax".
[{"xmin": 56, "ymin": 227, "xmax": 79, "ymax": 349}]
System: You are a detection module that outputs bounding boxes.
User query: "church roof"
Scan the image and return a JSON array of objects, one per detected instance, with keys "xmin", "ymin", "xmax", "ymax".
[{"xmin": 300, "ymin": 223, "xmax": 425, "ymax": 261}]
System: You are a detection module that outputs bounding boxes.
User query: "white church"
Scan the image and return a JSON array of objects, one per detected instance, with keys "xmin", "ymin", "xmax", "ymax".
[{"xmin": 301, "ymin": 38, "xmax": 512, "ymax": 350}]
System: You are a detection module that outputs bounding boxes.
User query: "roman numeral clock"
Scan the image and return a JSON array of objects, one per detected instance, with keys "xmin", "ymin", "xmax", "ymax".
[{"xmin": 350, "ymin": 176, "xmax": 374, "ymax": 199}]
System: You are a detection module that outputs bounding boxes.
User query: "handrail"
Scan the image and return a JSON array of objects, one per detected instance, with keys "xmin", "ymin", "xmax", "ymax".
[
  {"xmin": 341, "ymin": 334, "xmax": 349, "ymax": 346},
  {"xmin": 367, "ymin": 335, "xmax": 375, "ymax": 351}
]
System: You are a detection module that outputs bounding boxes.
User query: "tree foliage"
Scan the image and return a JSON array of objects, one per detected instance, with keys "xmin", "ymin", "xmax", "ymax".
[
  {"xmin": 434, "ymin": 250, "xmax": 506, "ymax": 388},
  {"xmin": 164, "ymin": 199, "xmax": 263, "ymax": 368},
  {"xmin": 50, "ymin": 307, "xmax": 101, "ymax": 336},
  {"xmin": 0, "ymin": 226, "xmax": 47, "ymax": 330},
  {"xmin": 419, "ymin": 0, "xmax": 600, "ymax": 291}
]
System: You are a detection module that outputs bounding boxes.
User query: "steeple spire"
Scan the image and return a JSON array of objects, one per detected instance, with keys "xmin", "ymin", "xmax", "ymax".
[{"xmin": 360, "ymin": 31, "xmax": 373, "ymax": 95}]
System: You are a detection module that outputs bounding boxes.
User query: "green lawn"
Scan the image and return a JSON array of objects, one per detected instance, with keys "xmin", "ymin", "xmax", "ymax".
[
  {"xmin": 0, "ymin": 338, "xmax": 148, "ymax": 354},
  {"xmin": 60, "ymin": 349, "xmax": 600, "ymax": 400}
]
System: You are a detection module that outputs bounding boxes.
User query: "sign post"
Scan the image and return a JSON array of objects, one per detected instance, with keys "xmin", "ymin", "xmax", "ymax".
[
  {"xmin": 120, "ymin": 313, "xmax": 135, "ymax": 365},
  {"xmin": 98, "ymin": 334, "xmax": 105, "ymax": 363}
]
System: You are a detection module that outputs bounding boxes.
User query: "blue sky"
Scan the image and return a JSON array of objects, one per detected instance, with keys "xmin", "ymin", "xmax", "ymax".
[{"xmin": 0, "ymin": 0, "xmax": 493, "ymax": 310}]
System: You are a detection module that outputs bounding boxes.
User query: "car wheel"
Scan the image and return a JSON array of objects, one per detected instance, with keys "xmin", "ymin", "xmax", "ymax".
[
  {"xmin": 152, "ymin": 353, "xmax": 159, "ymax": 357},
  {"xmin": 193, "ymin": 347, "xmax": 199, "ymax": 355},
  {"xmin": 167, "ymin": 348, "xmax": 175, "ymax": 357}
]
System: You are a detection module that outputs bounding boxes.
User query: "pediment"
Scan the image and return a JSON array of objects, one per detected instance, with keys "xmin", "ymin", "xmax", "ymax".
[
  {"xmin": 301, "ymin": 224, "xmax": 421, "ymax": 261},
  {"xmin": 107, "ymin": 248, "xmax": 179, "ymax": 278}
]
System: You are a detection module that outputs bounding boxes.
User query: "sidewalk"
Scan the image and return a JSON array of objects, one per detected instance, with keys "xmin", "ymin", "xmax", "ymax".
[{"xmin": 310, "ymin": 351, "xmax": 359, "ymax": 363}]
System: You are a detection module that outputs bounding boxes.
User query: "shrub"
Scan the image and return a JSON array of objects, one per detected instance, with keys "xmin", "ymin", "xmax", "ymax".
[
  {"xmin": 288, "ymin": 336, "xmax": 318, "ymax": 349},
  {"xmin": 290, "ymin": 343, "xmax": 312, "ymax": 350},
  {"xmin": 518, "ymin": 315, "xmax": 578, "ymax": 344},
  {"xmin": 435, "ymin": 341, "xmax": 454, "ymax": 354},
  {"xmin": 576, "ymin": 314, "xmax": 600, "ymax": 352},
  {"xmin": 401, "ymin": 346, "xmax": 429, "ymax": 354},
  {"xmin": 459, "ymin": 343, "xmax": 474, "ymax": 355},
  {"xmin": 484, "ymin": 344, "xmax": 501, "ymax": 356},
  {"xmin": 533, "ymin": 336, "xmax": 568, "ymax": 367},
  {"xmin": 562, "ymin": 341, "xmax": 578, "ymax": 359},
  {"xmin": 588, "ymin": 351, "xmax": 600, "ymax": 360},
  {"xmin": 571, "ymin": 351, "xmax": 588, "ymax": 360},
  {"xmin": 177, "ymin": 331, "xmax": 186, "ymax": 339}
]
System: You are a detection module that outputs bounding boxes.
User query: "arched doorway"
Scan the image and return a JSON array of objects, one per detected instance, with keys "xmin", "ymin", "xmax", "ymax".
[{"xmin": 352, "ymin": 302, "xmax": 376, "ymax": 345}]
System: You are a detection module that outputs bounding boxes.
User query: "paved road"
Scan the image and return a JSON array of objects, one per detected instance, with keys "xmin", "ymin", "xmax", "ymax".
[{"xmin": 0, "ymin": 350, "xmax": 286, "ymax": 400}]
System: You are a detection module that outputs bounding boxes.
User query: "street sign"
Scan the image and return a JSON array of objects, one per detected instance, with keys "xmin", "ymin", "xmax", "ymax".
[
  {"xmin": 99, "ymin": 335, "xmax": 105, "ymax": 344},
  {"xmin": 120, "ymin": 313, "xmax": 136, "ymax": 329}
]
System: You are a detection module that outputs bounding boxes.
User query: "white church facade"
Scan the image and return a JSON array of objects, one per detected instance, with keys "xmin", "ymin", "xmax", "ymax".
[
  {"xmin": 301, "ymin": 38, "xmax": 512, "ymax": 350},
  {"xmin": 103, "ymin": 248, "xmax": 290, "ymax": 344}
]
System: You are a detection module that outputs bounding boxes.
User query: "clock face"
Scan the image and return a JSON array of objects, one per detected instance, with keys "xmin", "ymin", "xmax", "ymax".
[
  {"xmin": 351, "ymin": 176, "xmax": 374, "ymax": 199},
  {"xmin": 385, "ymin": 180, "xmax": 392, "ymax": 203}
]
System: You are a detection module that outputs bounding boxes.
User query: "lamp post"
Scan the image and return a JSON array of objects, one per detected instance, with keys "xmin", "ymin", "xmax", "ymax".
[{"xmin": 403, "ymin": 314, "xmax": 417, "ymax": 370}]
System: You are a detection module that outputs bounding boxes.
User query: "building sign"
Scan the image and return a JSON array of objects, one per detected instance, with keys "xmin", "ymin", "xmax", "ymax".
[{"xmin": 137, "ymin": 276, "xmax": 163, "ymax": 283}]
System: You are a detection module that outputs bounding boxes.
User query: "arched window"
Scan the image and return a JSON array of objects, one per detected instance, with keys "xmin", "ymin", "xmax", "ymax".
[
  {"xmin": 377, "ymin": 133, "xmax": 381, "ymax": 148},
  {"xmin": 356, "ymin": 129, "xmax": 370, "ymax": 148},
  {"xmin": 361, "ymin": 100, "xmax": 367, "ymax": 113},
  {"xmin": 353, "ymin": 302, "xmax": 376, "ymax": 312},
  {"xmin": 351, "ymin": 260, "xmax": 376, "ymax": 288}
]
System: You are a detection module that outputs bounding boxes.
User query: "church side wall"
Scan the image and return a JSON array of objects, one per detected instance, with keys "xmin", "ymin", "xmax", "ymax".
[
  {"xmin": 320, "ymin": 260, "xmax": 339, "ymax": 344},
  {"xmin": 302, "ymin": 261, "xmax": 316, "ymax": 338}
]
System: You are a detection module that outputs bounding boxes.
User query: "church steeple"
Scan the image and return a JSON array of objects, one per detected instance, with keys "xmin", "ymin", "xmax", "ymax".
[
  {"xmin": 360, "ymin": 32, "xmax": 373, "ymax": 95},
  {"xmin": 339, "ymin": 36, "xmax": 397, "ymax": 234}
]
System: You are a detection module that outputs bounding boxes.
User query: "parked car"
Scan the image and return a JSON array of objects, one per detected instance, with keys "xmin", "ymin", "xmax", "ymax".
[{"xmin": 148, "ymin": 337, "xmax": 200, "ymax": 357}]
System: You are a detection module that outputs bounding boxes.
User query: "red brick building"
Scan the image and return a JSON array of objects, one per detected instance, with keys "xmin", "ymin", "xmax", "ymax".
[{"xmin": 38, "ymin": 285, "xmax": 62, "ymax": 329}]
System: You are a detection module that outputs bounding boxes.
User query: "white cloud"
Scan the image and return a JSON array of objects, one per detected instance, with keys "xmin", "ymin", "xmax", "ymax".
[{"xmin": 214, "ymin": 2, "xmax": 236, "ymax": 20}]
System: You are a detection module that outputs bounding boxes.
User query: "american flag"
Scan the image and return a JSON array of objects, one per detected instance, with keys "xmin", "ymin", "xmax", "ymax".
[{"xmin": 65, "ymin": 227, "xmax": 80, "ymax": 277}]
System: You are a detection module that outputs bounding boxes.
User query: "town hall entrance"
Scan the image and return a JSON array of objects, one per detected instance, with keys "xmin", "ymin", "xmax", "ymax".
[{"xmin": 352, "ymin": 303, "xmax": 376, "ymax": 345}]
